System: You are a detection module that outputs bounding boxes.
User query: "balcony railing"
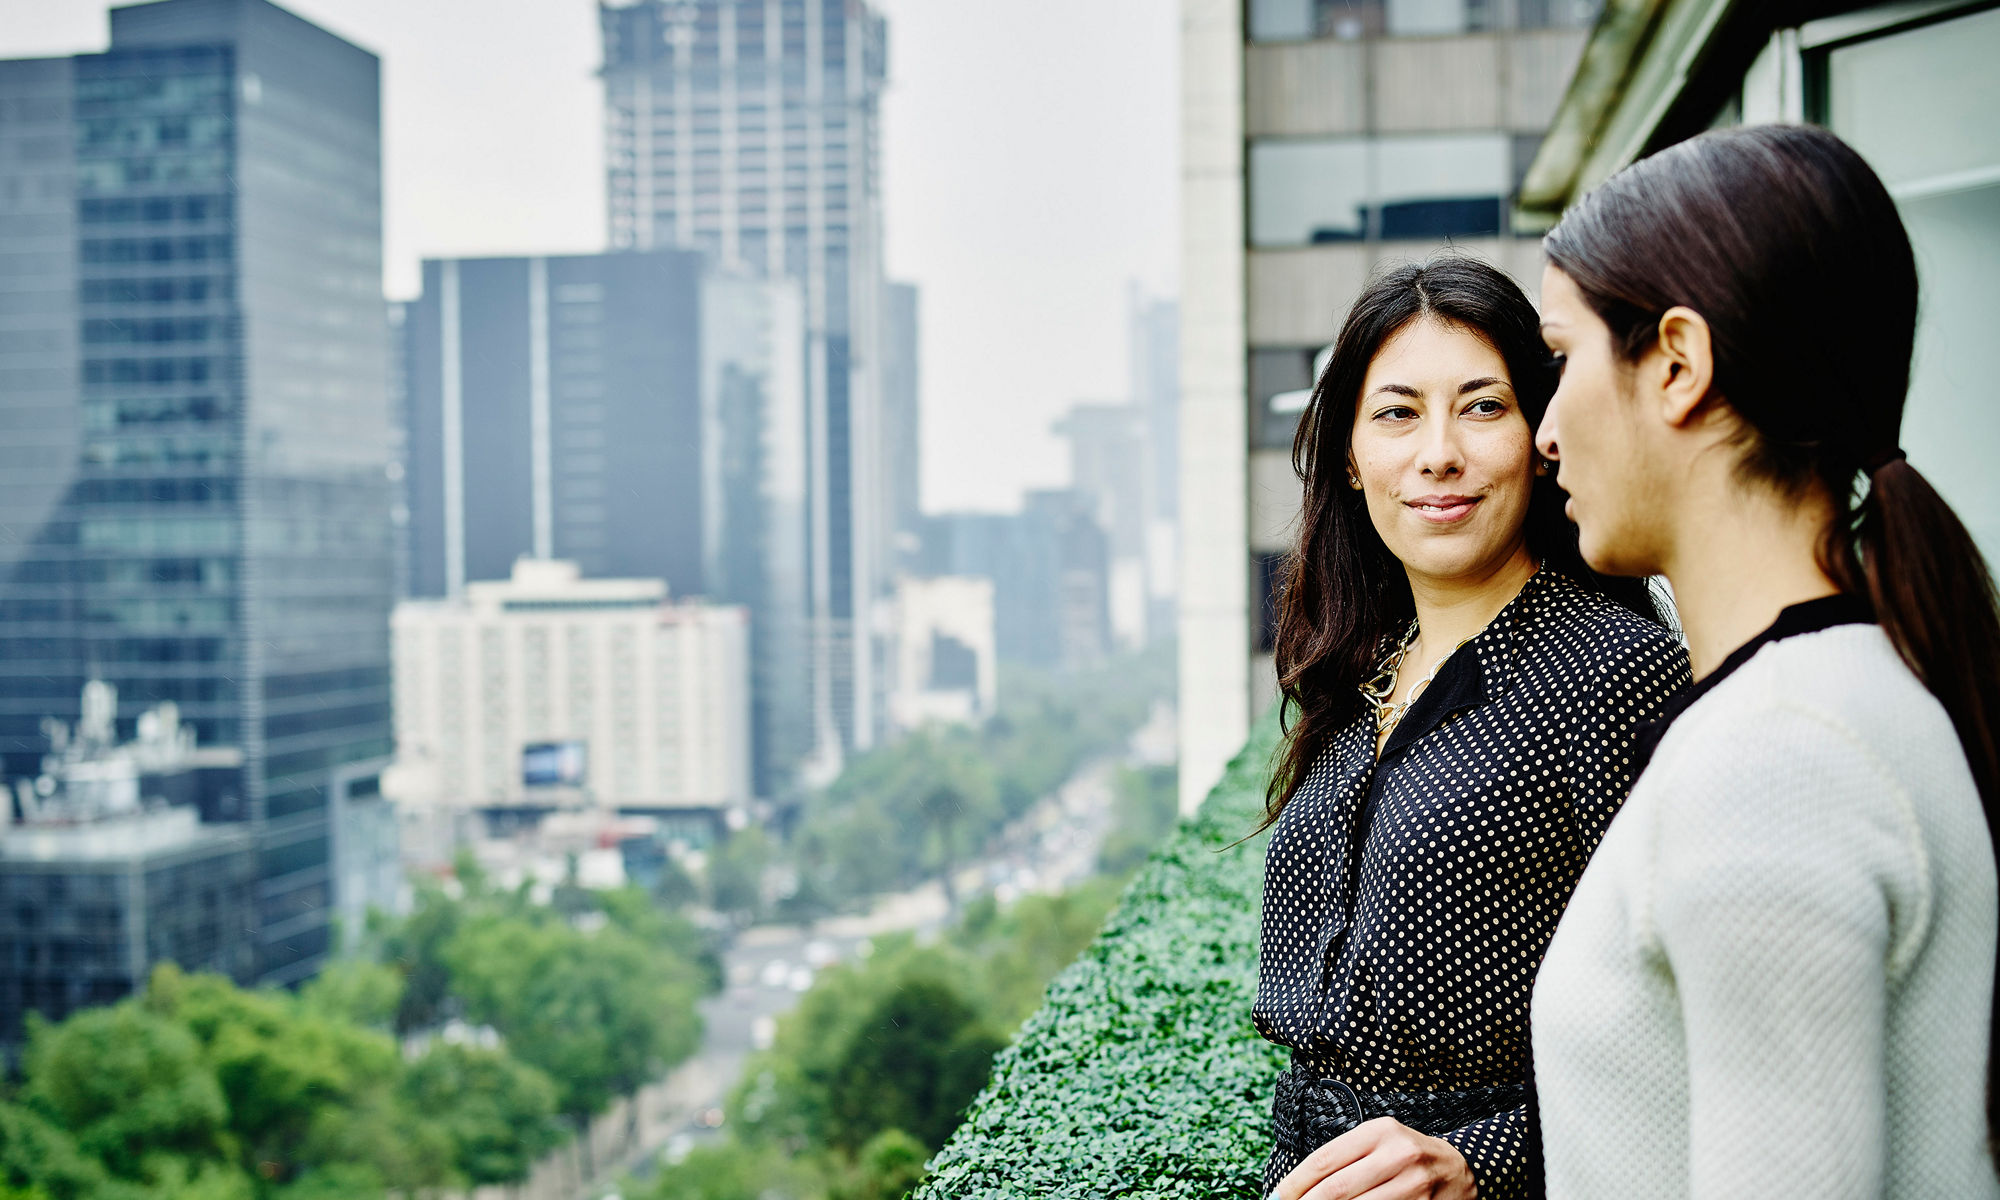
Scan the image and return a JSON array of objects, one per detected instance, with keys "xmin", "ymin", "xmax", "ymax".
[{"xmin": 916, "ymin": 715, "xmax": 1284, "ymax": 1199}]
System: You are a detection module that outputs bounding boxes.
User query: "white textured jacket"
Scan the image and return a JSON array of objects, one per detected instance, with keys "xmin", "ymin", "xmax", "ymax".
[{"xmin": 1534, "ymin": 602, "xmax": 1999, "ymax": 1199}]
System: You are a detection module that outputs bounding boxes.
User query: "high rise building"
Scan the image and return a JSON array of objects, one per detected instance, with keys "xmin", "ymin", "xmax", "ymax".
[
  {"xmin": 880, "ymin": 280, "xmax": 921, "ymax": 573},
  {"xmin": 0, "ymin": 0, "xmax": 394, "ymax": 984},
  {"xmin": 888, "ymin": 575, "xmax": 996, "ymax": 733},
  {"xmin": 1177, "ymin": 0, "xmax": 1599, "ymax": 810},
  {"xmin": 386, "ymin": 300, "xmax": 412, "ymax": 601},
  {"xmin": 388, "ymin": 558, "xmax": 752, "ymax": 819},
  {"xmin": 920, "ymin": 491, "xmax": 1110, "ymax": 674},
  {"xmin": 1053, "ymin": 404, "xmax": 1151, "ymax": 651},
  {"xmin": 600, "ymin": 0, "xmax": 890, "ymax": 774},
  {"xmin": 701, "ymin": 272, "xmax": 812, "ymax": 796},
  {"xmin": 402, "ymin": 250, "xmax": 706, "ymax": 599},
  {"xmin": 1128, "ymin": 289, "xmax": 1180, "ymax": 645}
]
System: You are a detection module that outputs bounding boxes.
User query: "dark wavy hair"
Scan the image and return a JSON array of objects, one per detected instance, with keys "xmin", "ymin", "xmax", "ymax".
[
  {"xmin": 1259, "ymin": 254, "xmax": 1663, "ymax": 832},
  {"xmin": 1543, "ymin": 122, "xmax": 2000, "ymax": 1146}
]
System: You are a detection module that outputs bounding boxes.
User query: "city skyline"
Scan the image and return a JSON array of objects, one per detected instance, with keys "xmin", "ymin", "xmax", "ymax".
[{"xmin": 0, "ymin": 0, "xmax": 1180, "ymax": 515}]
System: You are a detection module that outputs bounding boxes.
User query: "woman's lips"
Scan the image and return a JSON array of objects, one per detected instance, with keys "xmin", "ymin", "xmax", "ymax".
[{"xmin": 1407, "ymin": 495, "xmax": 1480, "ymax": 524}]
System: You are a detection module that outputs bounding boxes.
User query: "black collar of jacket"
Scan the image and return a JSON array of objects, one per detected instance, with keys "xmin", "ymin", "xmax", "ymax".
[
  {"xmin": 1376, "ymin": 569, "xmax": 1550, "ymax": 765},
  {"xmin": 1628, "ymin": 591, "xmax": 1874, "ymax": 777}
]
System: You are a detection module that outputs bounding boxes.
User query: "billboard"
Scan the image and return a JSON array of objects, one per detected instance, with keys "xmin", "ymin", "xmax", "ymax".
[{"xmin": 522, "ymin": 740, "xmax": 588, "ymax": 788}]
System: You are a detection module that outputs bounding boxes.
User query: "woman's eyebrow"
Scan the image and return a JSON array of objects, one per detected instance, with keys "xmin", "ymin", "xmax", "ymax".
[
  {"xmin": 1367, "ymin": 383, "xmax": 1422, "ymax": 399},
  {"xmin": 1457, "ymin": 376, "xmax": 1510, "ymax": 395}
]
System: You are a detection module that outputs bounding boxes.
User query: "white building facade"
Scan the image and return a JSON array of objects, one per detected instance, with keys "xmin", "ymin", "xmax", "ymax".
[
  {"xmin": 390, "ymin": 559, "xmax": 751, "ymax": 817},
  {"xmin": 1177, "ymin": 0, "xmax": 1598, "ymax": 811},
  {"xmin": 889, "ymin": 575, "xmax": 997, "ymax": 732}
]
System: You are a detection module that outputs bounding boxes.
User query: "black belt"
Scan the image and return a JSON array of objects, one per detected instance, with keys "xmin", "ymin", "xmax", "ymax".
[{"xmin": 1270, "ymin": 1064, "xmax": 1527, "ymax": 1165}]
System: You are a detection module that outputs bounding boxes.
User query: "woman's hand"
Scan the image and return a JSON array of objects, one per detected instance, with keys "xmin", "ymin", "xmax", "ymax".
[{"xmin": 1269, "ymin": 1117, "xmax": 1477, "ymax": 1200}]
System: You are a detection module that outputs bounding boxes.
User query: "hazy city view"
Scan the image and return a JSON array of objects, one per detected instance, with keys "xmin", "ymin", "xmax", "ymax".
[
  {"xmin": 3, "ymin": 0, "xmax": 1997, "ymax": 1197},
  {"xmin": 0, "ymin": 1, "xmax": 1181, "ymax": 1196}
]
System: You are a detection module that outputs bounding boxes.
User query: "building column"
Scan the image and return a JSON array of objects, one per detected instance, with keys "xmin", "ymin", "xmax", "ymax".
[{"xmin": 1178, "ymin": 0, "xmax": 1250, "ymax": 814}]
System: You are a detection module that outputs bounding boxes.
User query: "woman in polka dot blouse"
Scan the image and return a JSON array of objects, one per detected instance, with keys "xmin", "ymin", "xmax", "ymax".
[{"xmin": 1256, "ymin": 256, "xmax": 1689, "ymax": 1200}]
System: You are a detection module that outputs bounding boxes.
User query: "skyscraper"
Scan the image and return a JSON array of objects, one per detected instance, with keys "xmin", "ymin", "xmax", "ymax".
[
  {"xmin": 402, "ymin": 250, "xmax": 707, "ymax": 598},
  {"xmin": 1053, "ymin": 403, "xmax": 1151, "ymax": 650},
  {"xmin": 0, "ymin": 0, "xmax": 393, "ymax": 985},
  {"xmin": 880, "ymin": 280, "xmax": 921, "ymax": 573},
  {"xmin": 600, "ymin": 0, "xmax": 890, "ymax": 776},
  {"xmin": 702, "ymin": 271, "xmax": 812, "ymax": 796},
  {"xmin": 1128, "ymin": 289, "xmax": 1179, "ymax": 645}
]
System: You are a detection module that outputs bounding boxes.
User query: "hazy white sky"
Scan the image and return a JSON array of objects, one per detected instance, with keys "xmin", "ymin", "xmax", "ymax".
[{"xmin": 0, "ymin": 0, "xmax": 1179, "ymax": 513}]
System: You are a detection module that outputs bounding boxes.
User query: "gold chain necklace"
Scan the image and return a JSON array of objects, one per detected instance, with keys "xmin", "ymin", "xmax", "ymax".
[{"xmin": 1359, "ymin": 620, "xmax": 1475, "ymax": 738}]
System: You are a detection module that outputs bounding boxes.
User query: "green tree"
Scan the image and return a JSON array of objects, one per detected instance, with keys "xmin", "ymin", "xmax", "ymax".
[
  {"xmin": 831, "ymin": 1128, "xmax": 931, "ymax": 1200},
  {"xmin": 1096, "ymin": 763, "xmax": 1180, "ymax": 876},
  {"xmin": 140, "ymin": 965, "xmax": 453, "ymax": 1194},
  {"xmin": 0, "ymin": 1101, "xmax": 143, "ymax": 1200},
  {"xmin": 379, "ymin": 884, "xmax": 463, "ymax": 1036},
  {"xmin": 402, "ymin": 1042, "xmax": 564, "ymax": 1186},
  {"xmin": 441, "ymin": 911, "xmax": 703, "ymax": 1161},
  {"xmin": 960, "ymin": 877, "xmax": 1124, "ymax": 1028},
  {"xmin": 651, "ymin": 851, "xmax": 703, "ymax": 910},
  {"xmin": 637, "ymin": 1138, "xmax": 823, "ymax": 1200},
  {"xmin": 596, "ymin": 885, "xmax": 725, "ymax": 994},
  {"xmin": 296, "ymin": 959, "xmax": 403, "ymax": 1031},
  {"xmin": 707, "ymin": 825, "xmax": 771, "ymax": 918},
  {"xmin": 824, "ymin": 975, "xmax": 1003, "ymax": 1153},
  {"xmin": 18, "ymin": 1006, "xmax": 228, "ymax": 1184}
]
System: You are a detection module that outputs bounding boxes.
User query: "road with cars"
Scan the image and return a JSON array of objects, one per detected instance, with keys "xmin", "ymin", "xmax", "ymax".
[{"xmin": 598, "ymin": 748, "xmax": 1131, "ymax": 1195}]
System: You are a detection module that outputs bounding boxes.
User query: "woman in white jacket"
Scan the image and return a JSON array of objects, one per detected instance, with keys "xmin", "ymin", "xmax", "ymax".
[{"xmin": 1529, "ymin": 122, "xmax": 2000, "ymax": 1200}]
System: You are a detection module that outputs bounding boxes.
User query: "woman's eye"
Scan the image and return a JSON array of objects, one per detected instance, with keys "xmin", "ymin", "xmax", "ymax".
[
  {"xmin": 1468, "ymin": 398, "xmax": 1506, "ymax": 416},
  {"xmin": 1373, "ymin": 406, "xmax": 1417, "ymax": 421}
]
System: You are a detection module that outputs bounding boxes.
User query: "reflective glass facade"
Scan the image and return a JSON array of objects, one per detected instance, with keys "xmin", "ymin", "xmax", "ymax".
[
  {"xmin": 403, "ymin": 250, "xmax": 706, "ymax": 598},
  {"xmin": 0, "ymin": 0, "xmax": 392, "ymax": 987}
]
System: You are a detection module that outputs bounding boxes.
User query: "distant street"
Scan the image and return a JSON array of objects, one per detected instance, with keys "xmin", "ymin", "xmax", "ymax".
[{"xmin": 594, "ymin": 731, "xmax": 1151, "ymax": 1196}]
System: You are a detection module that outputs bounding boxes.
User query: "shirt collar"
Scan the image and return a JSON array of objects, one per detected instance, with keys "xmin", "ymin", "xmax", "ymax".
[
  {"xmin": 1377, "ymin": 567, "xmax": 1555, "ymax": 764},
  {"xmin": 1629, "ymin": 592, "xmax": 1875, "ymax": 776}
]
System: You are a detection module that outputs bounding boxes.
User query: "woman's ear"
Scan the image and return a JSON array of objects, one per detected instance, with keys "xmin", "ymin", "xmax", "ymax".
[{"xmin": 1652, "ymin": 306, "xmax": 1717, "ymax": 429}]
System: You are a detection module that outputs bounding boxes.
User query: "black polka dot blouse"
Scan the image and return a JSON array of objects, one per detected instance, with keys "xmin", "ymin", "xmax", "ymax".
[{"xmin": 1255, "ymin": 569, "xmax": 1690, "ymax": 1198}]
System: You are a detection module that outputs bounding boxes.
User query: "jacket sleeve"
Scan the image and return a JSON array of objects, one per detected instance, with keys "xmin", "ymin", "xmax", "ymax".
[{"xmin": 1648, "ymin": 703, "xmax": 1913, "ymax": 1199}]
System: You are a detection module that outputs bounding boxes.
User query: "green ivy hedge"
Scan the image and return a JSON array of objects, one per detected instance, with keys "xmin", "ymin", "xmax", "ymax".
[{"xmin": 916, "ymin": 717, "xmax": 1286, "ymax": 1200}]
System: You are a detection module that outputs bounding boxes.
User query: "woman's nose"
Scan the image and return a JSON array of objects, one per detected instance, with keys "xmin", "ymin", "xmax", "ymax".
[
  {"xmin": 1535, "ymin": 406, "xmax": 1562, "ymax": 463},
  {"xmin": 1415, "ymin": 424, "xmax": 1466, "ymax": 477}
]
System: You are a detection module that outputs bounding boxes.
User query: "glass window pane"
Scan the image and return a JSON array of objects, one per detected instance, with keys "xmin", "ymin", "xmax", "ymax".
[
  {"xmin": 1250, "ymin": 0, "xmax": 1316, "ymax": 41},
  {"xmin": 1250, "ymin": 134, "xmax": 1510, "ymax": 247},
  {"xmin": 1387, "ymin": 0, "xmax": 1467, "ymax": 36},
  {"xmin": 1828, "ymin": 7, "xmax": 2000, "ymax": 563},
  {"xmin": 1251, "ymin": 140, "xmax": 1369, "ymax": 245}
]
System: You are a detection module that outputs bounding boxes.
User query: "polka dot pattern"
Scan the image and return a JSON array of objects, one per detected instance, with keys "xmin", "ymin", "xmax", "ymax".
[{"xmin": 1255, "ymin": 569, "xmax": 1690, "ymax": 1198}]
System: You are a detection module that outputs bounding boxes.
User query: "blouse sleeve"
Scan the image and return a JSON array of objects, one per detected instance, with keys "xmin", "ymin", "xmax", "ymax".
[
  {"xmin": 1564, "ymin": 628, "xmax": 1690, "ymax": 851},
  {"xmin": 1448, "ymin": 627, "xmax": 1685, "ymax": 1196},
  {"xmin": 1441, "ymin": 1100, "xmax": 1539, "ymax": 1200}
]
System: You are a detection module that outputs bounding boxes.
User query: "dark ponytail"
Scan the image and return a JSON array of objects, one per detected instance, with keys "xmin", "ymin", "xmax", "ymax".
[
  {"xmin": 1545, "ymin": 123, "xmax": 2000, "ymax": 1148},
  {"xmin": 1841, "ymin": 459, "xmax": 2000, "ymax": 809}
]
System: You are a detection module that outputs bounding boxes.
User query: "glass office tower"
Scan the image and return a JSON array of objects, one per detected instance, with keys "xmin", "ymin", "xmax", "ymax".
[
  {"xmin": 601, "ymin": 0, "xmax": 889, "ymax": 778},
  {"xmin": 0, "ymin": 0, "xmax": 393, "ymax": 986}
]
